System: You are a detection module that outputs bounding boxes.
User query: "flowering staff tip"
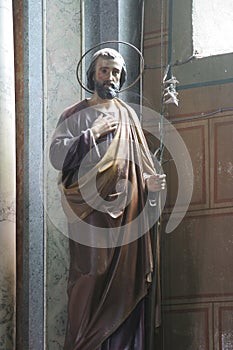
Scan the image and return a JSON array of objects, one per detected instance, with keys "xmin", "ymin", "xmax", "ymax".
[{"xmin": 162, "ymin": 67, "xmax": 179, "ymax": 106}]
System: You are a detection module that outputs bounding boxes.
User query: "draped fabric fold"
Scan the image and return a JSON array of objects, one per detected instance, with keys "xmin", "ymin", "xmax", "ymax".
[{"xmin": 59, "ymin": 98, "xmax": 156, "ymax": 225}]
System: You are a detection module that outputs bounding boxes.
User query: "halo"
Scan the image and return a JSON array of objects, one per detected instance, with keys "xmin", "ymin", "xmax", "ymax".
[{"xmin": 76, "ymin": 40, "xmax": 145, "ymax": 94}]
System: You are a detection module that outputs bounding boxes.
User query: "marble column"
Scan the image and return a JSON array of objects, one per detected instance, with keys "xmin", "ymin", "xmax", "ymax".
[
  {"xmin": 83, "ymin": 0, "xmax": 141, "ymax": 103},
  {"xmin": 45, "ymin": 0, "xmax": 82, "ymax": 348},
  {"xmin": 0, "ymin": 0, "xmax": 16, "ymax": 349}
]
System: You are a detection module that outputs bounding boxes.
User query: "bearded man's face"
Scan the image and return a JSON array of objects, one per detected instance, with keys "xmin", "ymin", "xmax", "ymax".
[{"xmin": 93, "ymin": 57, "xmax": 123, "ymax": 100}]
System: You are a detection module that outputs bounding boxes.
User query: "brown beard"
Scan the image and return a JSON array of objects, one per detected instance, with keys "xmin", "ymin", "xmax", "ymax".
[{"xmin": 94, "ymin": 79, "xmax": 120, "ymax": 100}]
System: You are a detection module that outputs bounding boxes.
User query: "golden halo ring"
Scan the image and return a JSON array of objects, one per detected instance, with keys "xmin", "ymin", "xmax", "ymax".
[{"xmin": 76, "ymin": 40, "xmax": 144, "ymax": 94}]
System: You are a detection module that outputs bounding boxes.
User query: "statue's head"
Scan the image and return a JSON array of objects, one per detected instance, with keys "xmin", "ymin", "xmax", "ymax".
[{"xmin": 86, "ymin": 48, "xmax": 127, "ymax": 92}]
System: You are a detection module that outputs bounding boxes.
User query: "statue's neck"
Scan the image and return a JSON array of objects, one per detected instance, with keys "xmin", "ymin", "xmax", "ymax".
[
  {"xmin": 87, "ymin": 95, "xmax": 119, "ymax": 117},
  {"xmin": 87, "ymin": 93, "xmax": 116, "ymax": 109}
]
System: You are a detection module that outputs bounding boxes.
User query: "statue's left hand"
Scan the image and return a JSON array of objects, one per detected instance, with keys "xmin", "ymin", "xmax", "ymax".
[{"xmin": 146, "ymin": 174, "xmax": 166, "ymax": 192}]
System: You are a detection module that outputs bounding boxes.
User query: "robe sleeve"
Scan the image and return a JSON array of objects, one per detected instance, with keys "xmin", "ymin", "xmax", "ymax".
[{"xmin": 49, "ymin": 111, "xmax": 101, "ymax": 172}]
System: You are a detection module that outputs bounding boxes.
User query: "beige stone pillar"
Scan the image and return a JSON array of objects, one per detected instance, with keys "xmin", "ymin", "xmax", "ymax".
[{"xmin": 0, "ymin": 0, "xmax": 16, "ymax": 348}]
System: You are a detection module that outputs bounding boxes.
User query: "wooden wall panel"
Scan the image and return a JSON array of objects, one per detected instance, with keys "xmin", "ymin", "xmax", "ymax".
[
  {"xmin": 162, "ymin": 304, "xmax": 213, "ymax": 350},
  {"xmin": 162, "ymin": 213, "xmax": 233, "ymax": 302},
  {"xmin": 166, "ymin": 84, "xmax": 233, "ymax": 120},
  {"xmin": 210, "ymin": 116, "xmax": 233, "ymax": 208},
  {"xmin": 214, "ymin": 302, "xmax": 233, "ymax": 350},
  {"xmin": 164, "ymin": 120, "xmax": 209, "ymax": 211}
]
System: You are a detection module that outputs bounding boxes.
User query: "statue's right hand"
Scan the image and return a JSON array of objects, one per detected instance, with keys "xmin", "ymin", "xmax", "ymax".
[{"xmin": 91, "ymin": 114, "xmax": 118, "ymax": 139}]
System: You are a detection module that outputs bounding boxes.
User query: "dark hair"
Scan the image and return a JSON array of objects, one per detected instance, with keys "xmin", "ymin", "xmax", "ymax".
[{"xmin": 86, "ymin": 48, "xmax": 127, "ymax": 91}]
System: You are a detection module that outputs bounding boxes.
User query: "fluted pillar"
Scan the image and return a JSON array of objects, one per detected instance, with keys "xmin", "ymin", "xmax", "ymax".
[{"xmin": 0, "ymin": 0, "xmax": 16, "ymax": 349}]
